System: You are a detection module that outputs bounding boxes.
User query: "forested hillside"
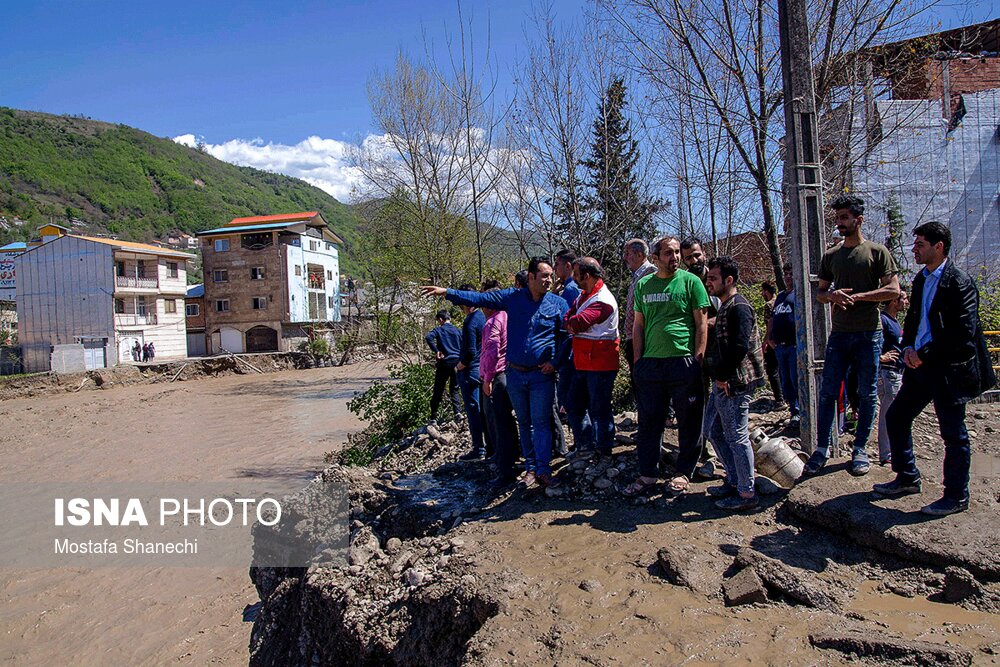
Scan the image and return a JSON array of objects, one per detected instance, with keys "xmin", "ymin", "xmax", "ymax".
[{"xmin": 0, "ymin": 108, "xmax": 361, "ymax": 273}]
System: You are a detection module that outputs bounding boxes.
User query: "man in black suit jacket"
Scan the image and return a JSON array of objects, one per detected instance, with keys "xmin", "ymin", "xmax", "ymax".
[{"xmin": 873, "ymin": 222, "xmax": 997, "ymax": 516}]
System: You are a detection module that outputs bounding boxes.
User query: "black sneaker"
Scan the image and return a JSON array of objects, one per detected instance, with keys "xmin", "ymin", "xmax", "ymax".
[
  {"xmin": 872, "ymin": 478, "xmax": 922, "ymax": 497},
  {"xmin": 715, "ymin": 494, "xmax": 759, "ymax": 511},
  {"xmin": 800, "ymin": 453, "xmax": 826, "ymax": 477},
  {"xmin": 706, "ymin": 483, "xmax": 737, "ymax": 498},
  {"xmin": 920, "ymin": 496, "xmax": 969, "ymax": 516},
  {"xmin": 849, "ymin": 459, "xmax": 871, "ymax": 476},
  {"xmin": 458, "ymin": 450, "xmax": 485, "ymax": 461}
]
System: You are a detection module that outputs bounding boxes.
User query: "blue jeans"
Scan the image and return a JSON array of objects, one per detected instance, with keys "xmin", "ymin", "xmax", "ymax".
[
  {"xmin": 774, "ymin": 344, "xmax": 799, "ymax": 415},
  {"xmin": 506, "ymin": 368, "xmax": 557, "ymax": 476},
  {"xmin": 814, "ymin": 330, "xmax": 881, "ymax": 462},
  {"xmin": 457, "ymin": 368, "xmax": 484, "ymax": 455},
  {"xmin": 704, "ymin": 385, "xmax": 755, "ymax": 495},
  {"xmin": 568, "ymin": 369, "xmax": 618, "ymax": 455},
  {"xmin": 876, "ymin": 367, "xmax": 903, "ymax": 463},
  {"xmin": 887, "ymin": 365, "xmax": 971, "ymax": 501}
]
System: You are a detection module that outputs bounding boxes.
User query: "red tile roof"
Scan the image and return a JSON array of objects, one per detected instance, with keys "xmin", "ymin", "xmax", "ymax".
[{"xmin": 227, "ymin": 212, "xmax": 319, "ymax": 226}]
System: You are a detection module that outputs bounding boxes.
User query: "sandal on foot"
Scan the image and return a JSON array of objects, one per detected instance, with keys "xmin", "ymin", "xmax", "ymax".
[
  {"xmin": 667, "ymin": 476, "xmax": 690, "ymax": 495},
  {"xmin": 622, "ymin": 477, "xmax": 659, "ymax": 497}
]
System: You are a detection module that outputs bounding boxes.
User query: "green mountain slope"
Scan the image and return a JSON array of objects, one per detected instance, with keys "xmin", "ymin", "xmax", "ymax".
[{"xmin": 0, "ymin": 108, "xmax": 362, "ymax": 274}]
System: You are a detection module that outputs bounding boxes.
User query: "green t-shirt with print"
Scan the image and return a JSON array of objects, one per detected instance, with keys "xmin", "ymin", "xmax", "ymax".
[
  {"xmin": 818, "ymin": 239, "xmax": 897, "ymax": 333},
  {"xmin": 634, "ymin": 269, "xmax": 711, "ymax": 358}
]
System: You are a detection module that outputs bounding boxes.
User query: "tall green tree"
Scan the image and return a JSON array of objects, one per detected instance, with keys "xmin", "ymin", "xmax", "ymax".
[{"xmin": 580, "ymin": 76, "xmax": 661, "ymax": 288}]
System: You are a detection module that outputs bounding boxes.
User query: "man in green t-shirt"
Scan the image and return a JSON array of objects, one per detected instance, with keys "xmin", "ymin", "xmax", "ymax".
[
  {"xmin": 803, "ymin": 194, "xmax": 900, "ymax": 478},
  {"xmin": 623, "ymin": 236, "xmax": 710, "ymax": 497}
]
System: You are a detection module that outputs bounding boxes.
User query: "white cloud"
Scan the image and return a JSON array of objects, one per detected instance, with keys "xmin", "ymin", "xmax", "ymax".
[{"xmin": 172, "ymin": 134, "xmax": 365, "ymax": 202}]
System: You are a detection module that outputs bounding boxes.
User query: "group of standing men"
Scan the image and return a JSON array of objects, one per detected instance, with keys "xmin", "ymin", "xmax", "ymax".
[{"xmin": 420, "ymin": 193, "xmax": 995, "ymax": 517}]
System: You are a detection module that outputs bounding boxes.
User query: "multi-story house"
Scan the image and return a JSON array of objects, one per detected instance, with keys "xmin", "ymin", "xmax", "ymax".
[
  {"xmin": 16, "ymin": 233, "xmax": 193, "ymax": 372},
  {"xmin": 196, "ymin": 212, "xmax": 342, "ymax": 353},
  {"xmin": 185, "ymin": 284, "xmax": 206, "ymax": 356}
]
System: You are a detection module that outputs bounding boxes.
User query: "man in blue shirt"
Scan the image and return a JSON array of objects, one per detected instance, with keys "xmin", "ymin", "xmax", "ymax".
[
  {"xmin": 455, "ymin": 284, "xmax": 487, "ymax": 461},
  {"xmin": 421, "ymin": 257, "xmax": 569, "ymax": 488},
  {"xmin": 425, "ymin": 310, "xmax": 463, "ymax": 424},
  {"xmin": 554, "ymin": 249, "xmax": 589, "ymax": 455},
  {"xmin": 875, "ymin": 222, "xmax": 997, "ymax": 516}
]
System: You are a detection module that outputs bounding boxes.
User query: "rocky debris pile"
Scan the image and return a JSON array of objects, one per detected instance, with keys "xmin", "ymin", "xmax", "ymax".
[{"xmin": 372, "ymin": 420, "xmax": 475, "ymax": 476}]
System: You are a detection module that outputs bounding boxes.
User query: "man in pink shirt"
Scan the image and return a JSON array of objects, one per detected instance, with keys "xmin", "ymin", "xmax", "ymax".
[{"xmin": 480, "ymin": 291, "xmax": 519, "ymax": 485}]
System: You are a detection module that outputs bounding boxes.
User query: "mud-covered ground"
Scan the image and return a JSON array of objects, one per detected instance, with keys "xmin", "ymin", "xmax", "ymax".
[{"xmin": 252, "ymin": 395, "xmax": 1000, "ymax": 666}]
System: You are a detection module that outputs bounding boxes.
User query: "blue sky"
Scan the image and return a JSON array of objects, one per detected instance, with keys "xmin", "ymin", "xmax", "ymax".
[
  {"xmin": 2, "ymin": 0, "xmax": 585, "ymax": 143},
  {"xmin": 2, "ymin": 0, "xmax": 995, "ymax": 201}
]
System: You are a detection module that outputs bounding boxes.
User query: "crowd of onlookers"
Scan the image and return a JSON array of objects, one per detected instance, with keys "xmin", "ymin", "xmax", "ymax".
[{"xmin": 420, "ymin": 195, "xmax": 996, "ymax": 517}]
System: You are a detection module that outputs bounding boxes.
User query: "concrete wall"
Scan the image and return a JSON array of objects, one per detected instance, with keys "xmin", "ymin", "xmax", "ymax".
[
  {"xmin": 846, "ymin": 88, "xmax": 1000, "ymax": 275},
  {"xmin": 285, "ymin": 240, "xmax": 340, "ymax": 323},
  {"xmin": 16, "ymin": 236, "xmax": 115, "ymax": 372}
]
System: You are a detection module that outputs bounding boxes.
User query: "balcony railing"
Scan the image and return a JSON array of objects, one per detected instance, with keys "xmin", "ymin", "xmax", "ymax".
[
  {"xmin": 116, "ymin": 275, "xmax": 159, "ymax": 290},
  {"xmin": 115, "ymin": 313, "xmax": 158, "ymax": 326}
]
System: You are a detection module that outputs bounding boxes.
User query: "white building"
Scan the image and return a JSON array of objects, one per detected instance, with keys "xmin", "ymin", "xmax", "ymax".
[{"xmin": 16, "ymin": 234, "xmax": 193, "ymax": 372}]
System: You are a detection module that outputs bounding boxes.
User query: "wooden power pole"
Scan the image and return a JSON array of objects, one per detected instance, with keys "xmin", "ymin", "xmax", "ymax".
[{"xmin": 777, "ymin": 0, "xmax": 831, "ymax": 454}]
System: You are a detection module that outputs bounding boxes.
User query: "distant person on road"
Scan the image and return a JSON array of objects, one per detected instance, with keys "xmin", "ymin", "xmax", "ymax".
[
  {"xmin": 874, "ymin": 222, "xmax": 996, "ymax": 516},
  {"xmin": 622, "ymin": 238, "xmax": 656, "ymax": 391},
  {"xmin": 625, "ymin": 236, "xmax": 709, "ymax": 498},
  {"xmin": 425, "ymin": 310, "xmax": 463, "ymax": 425},
  {"xmin": 876, "ymin": 289, "xmax": 908, "ymax": 465},
  {"xmin": 564, "ymin": 257, "xmax": 619, "ymax": 460},
  {"xmin": 148, "ymin": 342, "xmax": 155, "ymax": 360},
  {"xmin": 802, "ymin": 194, "xmax": 900, "ymax": 478},
  {"xmin": 455, "ymin": 284, "xmax": 486, "ymax": 461},
  {"xmin": 132, "ymin": 341, "xmax": 141, "ymax": 362},
  {"xmin": 703, "ymin": 256, "xmax": 765, "ymax": 511},
  {"xmin": 421, "ymin": 257, "xmax": 569, "ymax": 489}
]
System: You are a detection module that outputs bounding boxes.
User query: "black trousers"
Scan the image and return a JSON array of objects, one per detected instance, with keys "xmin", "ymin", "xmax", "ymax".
[
  {"xmin": 430, "ymin": 360, "xmax": 462, "ymax": 422},
  {"xmin": 483, "ymin": 372, "xmax": 518, "ymax": 481},
  {"xmin": 763, "ymin": 346, "xmax": 783, "ymax": 403},
  {"xmin": 634, "ymin": 356, "xmax": 704, "ymax": 479},
  {"xmin": 887, "ymin": 365, "xmax": 971, "ymax": 501}
]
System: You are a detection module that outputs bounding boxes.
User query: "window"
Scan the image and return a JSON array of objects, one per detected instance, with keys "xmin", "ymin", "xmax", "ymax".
[
  {"xmin": 213, "ymin": 269, "xmax": 229, "ymax": 283},
  {"xmin": 167, "ymin": 262, "xmax": 179, "ymax": 279},
  {"xmin": 252, "ymin": 297, "xmax": 267, "ymax": 310},
  {"xmin": 309, "ymin": 240, "xmax": 319, "ymax": 251},
  {"xmin": 186, "ymin": 303, "xmax": 200, "ymax": 316},
  {"xmin": 136, "ymin": 297, "xmax": 147, "ymax": 316},
  {"xmin": 294, "ymin": 265, "xmax": 302, "ymax": 277},
  {"xmin": 214, "ymin": 238, "xmax": 230, "ymax": 252},
  {"xmin": 136, "ymin": 260, "xmax": 146, "ymax": 278},
  {"xmin": 115, "ymin": 261, "xmax": 125, "ymax": 277},
  {"xmin": 114, "ymin": 298, "xmax": 125, "ymax": 314},
  {"xmin": 328, "ymin": 295, "xmax": 335, "ymax": 308},
  {"xmin": 215, "ymin": 299, "xmax": 230, "ymax": 312},
  {"xmin": 326, "ymin": 270, "xmax": 332, "ymax": 280},
  {"xmin": 164, "ymin": 299, "xmax": 177, "ymax": 314},
  {"xmin": 326, "ymin": 242, "xmax": 334, "ymax": 250},
  {"xmin": 251, "ymin": 266, "xmax": 265, "ymax": 280}
]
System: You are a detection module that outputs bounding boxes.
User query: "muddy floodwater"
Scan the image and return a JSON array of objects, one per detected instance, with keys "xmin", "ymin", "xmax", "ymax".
[{"xmin": 0, "ymin": 360, "xmax": 392, "ymax": 666}]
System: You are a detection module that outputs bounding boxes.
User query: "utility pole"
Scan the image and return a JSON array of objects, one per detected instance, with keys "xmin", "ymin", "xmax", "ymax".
[{"xmin": 777, "ymin": 0, "xmax": 831, "ymax": 454}]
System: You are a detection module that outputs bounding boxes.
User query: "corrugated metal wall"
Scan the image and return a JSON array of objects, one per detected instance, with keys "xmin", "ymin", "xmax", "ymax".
[{"xmin": 16, "ymin": 236, "xmax": 115, "ymax": 372}]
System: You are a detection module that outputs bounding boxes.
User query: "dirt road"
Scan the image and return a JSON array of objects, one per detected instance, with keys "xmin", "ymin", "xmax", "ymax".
[{"xmin": 0, "ymin": 360, "xmax": 392, "ymax": 666}]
